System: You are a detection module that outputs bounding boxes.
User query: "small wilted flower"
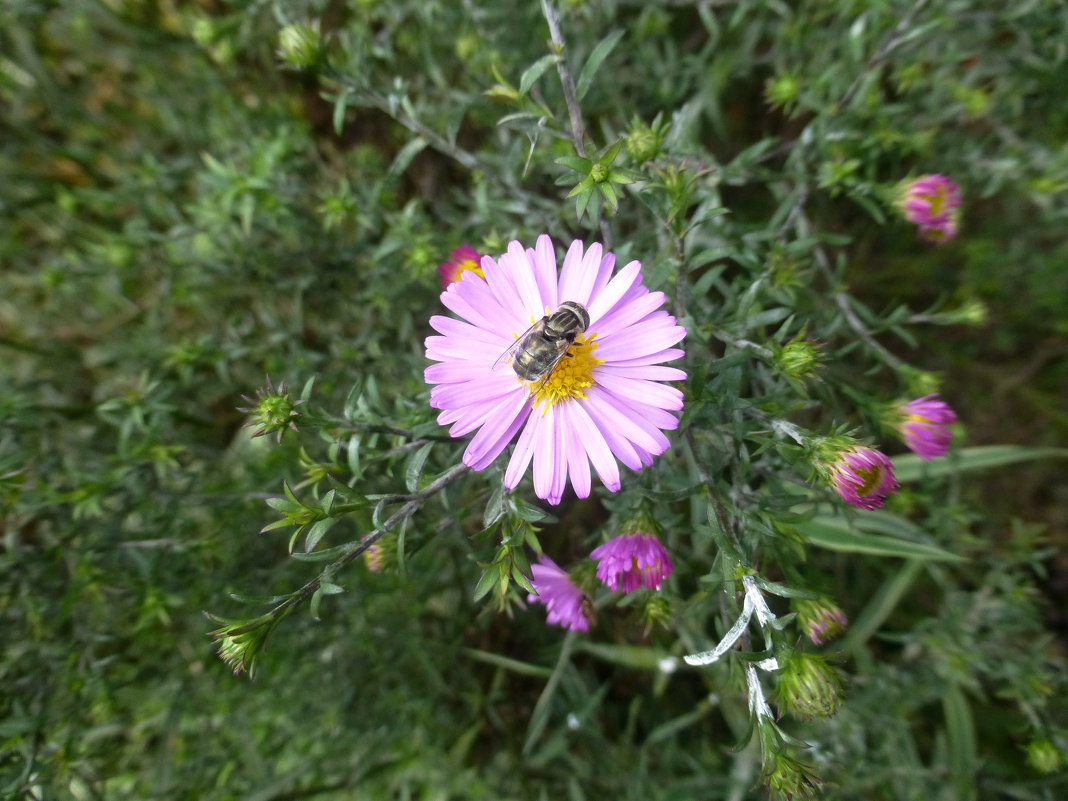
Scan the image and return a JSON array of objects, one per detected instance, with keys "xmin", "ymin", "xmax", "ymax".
[
  {"xmin": 363, "ymin": 534, "xmax": 397, "ymax": 573},
  {"xmin": 893, "ymin": 393, "xmax": 957, "ymax": 460},
  {"xmin": 437, "ymin": 244, "xmax": 483, "ymax": 287},
  {"xmin": 207, "ymin": 612, "xmax": 280, "ymax": 678},
  {"xmin": 898, "ymin": 174, "xmax": 961, "ymax": 243},
  {"xmin": 794, "ymin": 598, "xmax": 848, "ymax": 645},
  {"xmin": 774, "ymin": 652, "xmax": 844, "ymax": 720},
  {"xmin": 237, "ymin": 376, "xmax": 304, "ymax": 444},
  {"xmin": 526, "ymin": 555, "xmax": 591, "ymax": 631},
  {"xmin": 590, "ymin": 532, "xmax": 673, "ymax": 593},
  {"xmin": 818, "ymin": 443, "xmax": 898, "ymax": 510}
]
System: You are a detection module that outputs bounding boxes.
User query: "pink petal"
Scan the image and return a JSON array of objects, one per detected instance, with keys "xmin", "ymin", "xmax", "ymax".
[
  {"xmin": 594, "ymin": 364, "xmax": 688, "ymax": 381},
  {"xmin": 556, "ymin": 239, "xmax": 587, "ymax": 304},
  {"xmin": 589, "ymin": 251, "xmax": 616, "ymax": 299},
  {"xmin": 568, "ymin": 400, "xmax": 620, "ymax": 491},
  {"xmin": 429, "ymin": 315, "xmax": 508, "ymax": 345},
  {"xmin": 606, "ymin": 347, "xmax": 685, "ymax": 367},
  {"xmin": 584, "ymin": 387, "xmax": 670, "ymax": 455},
  {"xmin": 592, "ymin": 289, "xmax": 667, "ymax": 338},
  {"xmin": 532, "ymin": 407, "xmax": 555, "ymax": 500},
  {"xmin": 441, "ymin": 285, "xmax": 508, "ymax": 334},
  {"xmin": 532, "ymin": 234, "xmax": 559, "ymax": 309},
  {"xmin": 593, "ymin": 373, "xmax": 685, "ymax": 411},
  {"xmin": 463, "ymin": 392, "xmax": 532, "ymax": 470},
  {"xmin": 503, "ymin": 240, "xmax": 546, "ymax": 323},
  {"xmin": 505, "ymin": 409, "xmax": 540, "ymax": 489},
  {"xmin": 559, "ymin": 403, "xmax": 591, "ymax": 498},
  {"xmin": 586, "ymin": 259, "xmax": 642, "ymax": 327}
]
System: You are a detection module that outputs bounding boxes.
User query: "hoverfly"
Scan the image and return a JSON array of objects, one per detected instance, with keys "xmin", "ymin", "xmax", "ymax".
[{"xmin": 494, "ymin": 301, "xmax": 591, "ymax": 386}]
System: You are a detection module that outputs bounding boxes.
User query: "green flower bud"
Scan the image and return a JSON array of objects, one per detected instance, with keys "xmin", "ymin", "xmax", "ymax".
[
  {"xmin": 774, "ymin": 652, "xmax": 844, "ymax": 720},
  {"xmin": 625, "ymin": 116, "xmax": 663, "ymax": 163},
  {"xmin": 277, "ymin": 22, "xmax": 323, "ymax": 70},
  {"xmin": 1025, "ymin": 739, "xmax": 1065, "ymax": 774},
  {"xmin": 238, "ymin": 376, "xmax": 304, "ymax": 444},
  {"xmin": 776, "ymin": 338, "xmax": 823, "ymax": 380},
  {"xmin": 764, "ymin": 752, "xmax": 822, "ymax": 801}
]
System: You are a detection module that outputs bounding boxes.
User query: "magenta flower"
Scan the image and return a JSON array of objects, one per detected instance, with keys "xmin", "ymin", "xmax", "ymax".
[
  {"xmin": 424, "ymin": 235, "xmax": 687, "ymax": 504},
  {"xmin": 898, "ymin": 394, "xmax": 957, "ymax": 460},
  {"xmin": 900, "ymin": 174, "xmax": 961, "ymax": 243},
  {"xmin": 794, "ymin": 599, "xmax": 848, "ymax": 646},
  {"xmin": 590, "ymin": 533, "xmax": 673, "ymax": 593},
  {"xmin": 827, "ymin": 446, "xmax": 898, "ymax": 510},
  {"xmin": 527, "ymin": 555, "xmax": 590, "ymax": 631},
  {"xmin": 438, "ymin": 244, "xmax": 484, "ymax": 287}
]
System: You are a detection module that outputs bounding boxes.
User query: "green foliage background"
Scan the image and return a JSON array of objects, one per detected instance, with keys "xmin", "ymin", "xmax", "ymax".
[{"xmin": 1, "ymin": 0, "xmax": 1066, "ymax": 799}]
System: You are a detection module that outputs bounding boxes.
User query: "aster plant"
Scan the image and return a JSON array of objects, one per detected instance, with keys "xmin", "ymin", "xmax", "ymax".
[{"xmin": 188, "ymin": 3, "xmax": 1068, "ymax": 801}]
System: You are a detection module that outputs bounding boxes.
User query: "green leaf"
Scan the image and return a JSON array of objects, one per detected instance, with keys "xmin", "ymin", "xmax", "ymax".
[
  {"xmin": 841, "ymin": 560, "xmax": 924, "ymax": 650},
  {"xmin": 892, "ymin": 446, "xmax": 1068, "ymax": 483},
  {"xmin": 472, "ymin": 566, "xmax": 500, "ymax": 602},
  {"xmin": 944, "ymin": 684, "xmax": 978, "ymax": 801},
  {"xmin": 385, "ymin": 136, "xmax": 428, "ymax": 182},
  {"xmin": 555, "ymin": 154, "xmax": 592, "ymax": 173},
  {"xmin": 304, "ymin": 517, "xmax": 339, "ymax": 553},
  {"xmin": 576, "ymin": 29, "xmax": 625, "ymax": 100},
  {"xmin": 576, "ymin": 642, "xmax": 670, "ymax": 670},
  {"xmin": 483, "ymin": 485, "xmax": 505, "ymax": 528},
  {"xmin": 405, "ymin": 441, "xmax": 434, "ymax": 493},
  {"xmin": 331, "ymin": 88, "xmax": 350, "ymax": 135},
  {"xmin": 796, "ymin": 516, "xmax": 964, "ymax": 561},
  {"xmin": 519, "ymin": 54, "xmax": 559, "ymax": 96}
]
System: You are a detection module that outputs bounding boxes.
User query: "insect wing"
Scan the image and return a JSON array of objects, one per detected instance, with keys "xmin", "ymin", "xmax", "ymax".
[{"xmin": 492, "ymin": 318, "xmax": 542, "ymax": 372}]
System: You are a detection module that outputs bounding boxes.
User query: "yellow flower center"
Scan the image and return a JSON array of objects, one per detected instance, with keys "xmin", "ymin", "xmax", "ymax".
[
  {"xmin": 928, "ymin": 186, "xmax": 947, "ymax": 216},
  {"xmin": 853, "ymin": 465, "xmax": 882, "ymax": 495},
  {"xmin": 458, "ymin": 258, "xmax": 484, "ymax": 280},
  {"xmin": 530, "ymin": 332, "xmax": 603, "ymax": 413}
]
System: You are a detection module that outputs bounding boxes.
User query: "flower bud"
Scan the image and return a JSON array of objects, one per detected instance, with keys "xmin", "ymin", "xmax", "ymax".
[
  {"xmin": 763, "ymin": 752, "xmax": 822, "ymax": 801},
  {"xmin": 277, "ymin": 22, "xmax": 323, "ymax": 70},
  {"xmin": 814, "ymin": 438, "xmax": 898, "ymax": 510},
  {"xmin": 774, "ymin": 652, "xmax": 844, "ymax": 720},
  {"xmin": 897, "ymin": 174, "xmax": 961, "ymax": 244},
  {"xmin": 794, "ymin": 598, "xmax": 848, "ymax": 645},
  {"xmin": 776, "ymin": 338, "xmax": 823, "ymax": 380},
  {"xmin": 625, "ymin": 115, "xmax": 664, "ymax": 163},
  {"xmin": 1025, "ymin": 739, "xmax": 1065, "ymax": 774},
  {"xmin": 237, "ymin": 377, "xmax": 304, "ymax": 444}
]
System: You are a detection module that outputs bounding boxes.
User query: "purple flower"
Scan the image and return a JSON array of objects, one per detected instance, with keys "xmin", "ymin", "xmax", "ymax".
[
  {"xmin": 827, "ymin": 446, "xmax": 898, "ymax": 510},
  {"xmin": 794, "ymin": 598, "xmax": 848, "ymax": 646},
  {"xmin": 424, "ymin": 235, "xmax": 687, "ymax": 504},
  {"xmin": 898, "ymin": 394, "xmax": 957, "ymax": 460},
  {"xmin": 438, "ymin": 244, "xmax": 484, "ymax": 287},
  {"xmin": 527, "ymin": 555, "xmax": 590, "ymax": 631},
  {"xmin": 590, "ymin": 533, "xmax": 673, "ymax": 593},
  {"xmin": 900, "ymin": 174, "xmax": 961, "ymax": 243}
]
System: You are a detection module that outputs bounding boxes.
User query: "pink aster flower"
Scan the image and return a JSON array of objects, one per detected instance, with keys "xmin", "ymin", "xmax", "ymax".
[
  {"xmin": 826, "ymin": 445, "xmax": 898, "ymax": 510},
  {"xmin": 899, "ymin": 174, "xmax": 961, "ymax": 243},
  {"xmin": 897, "ymin": 394, "xmax": 957, "ymax": 460},
  {"xmin": 424, "ymin": 235, "xmax": 687, "ymax": 504},
  {"xmin": 438, "ymin": 244, "xmax": 484, "ymax": 287},
  {"xmin": 527, "ymin": 555, "xmax": 590, "ymax": 631},
  {"xmin": 590, "ymin": 533, "xmax": 673, "ymax": 593}
]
